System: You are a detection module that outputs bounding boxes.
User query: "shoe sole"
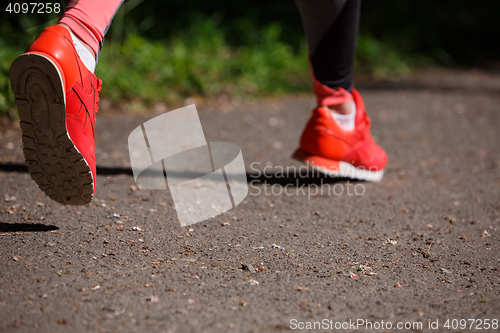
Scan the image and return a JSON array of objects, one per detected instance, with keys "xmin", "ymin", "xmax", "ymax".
[
  {"xmin": 292, "ymin": 148, "xmax": 384, "ymax": 182},
  {"xmin": 9, "ymin": 53, "xmax": 93, "ymax": 205}
]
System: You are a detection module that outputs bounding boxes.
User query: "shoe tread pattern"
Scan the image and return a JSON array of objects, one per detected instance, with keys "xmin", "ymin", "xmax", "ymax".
[{"xmin": 10, "ymin": 54, "xmax": 93, "ymax": 205}]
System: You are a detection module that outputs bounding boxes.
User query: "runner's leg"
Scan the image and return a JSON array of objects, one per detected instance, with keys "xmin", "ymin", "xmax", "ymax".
[
  {"xmin": 59, "ymin": 0, "xmax": 125, "ymax": 57},
  {"xmin": 295, "ymin": 0, "xmax": 360, "ymax": 111},
  {"xmin": 293, "ymin": 0, "xmax": 388, "ymax": 181}
]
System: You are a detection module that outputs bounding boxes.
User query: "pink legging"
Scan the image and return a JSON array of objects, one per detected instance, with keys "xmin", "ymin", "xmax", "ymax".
[{"xmin": 59, "ymin": 0, "xmax": 124, "ymax": 56}]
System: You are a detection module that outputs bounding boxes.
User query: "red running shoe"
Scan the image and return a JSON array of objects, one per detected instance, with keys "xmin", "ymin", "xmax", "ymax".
[
  {"xmin": 293, "ymin": 89, "xmax": 387, "ymax": 181},
  {"xmin": 10, "ymin": 25, "xmax": 102, "ymax": 205}
]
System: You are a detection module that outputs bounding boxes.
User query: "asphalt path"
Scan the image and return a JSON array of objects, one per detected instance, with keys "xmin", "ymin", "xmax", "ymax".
[{"xmin": 1, "ymin": 69, "xmax": 499, "ymax": 332}]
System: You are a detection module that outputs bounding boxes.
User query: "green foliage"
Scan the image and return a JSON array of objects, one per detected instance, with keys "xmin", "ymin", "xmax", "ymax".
[
  {"xmin": 359, "ymin": 0, "xmax": 500, "ymax": 65},
  {"xmin": 0, "ymin": 14, "xmax": 433, "ymax": 117},
  {"xmin": 1, "ymin": 0, "xmax": 498, "ymax": 117},
  {"xmin": 0, "ymin": 19, "xmax": 58, "ymax": 119},
  {"xmin": 355, "ymin": 34, "xmax": 432, "ymax": 79},
  {"xmin": 97, "ymin": 19, "xmax": 310, "ymax": 107},
  {"xmin": 0, "ymin": 41, "xmax": 21, "ymax": 119}
]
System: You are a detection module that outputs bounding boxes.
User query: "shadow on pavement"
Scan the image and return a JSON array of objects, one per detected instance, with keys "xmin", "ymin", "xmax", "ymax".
[
  {"xmin": 0, "ymin": 162, "xmax": 134, "ymax": 176},
  {"xmin": 0, "ymin": 222, "xmax": 59, "ymax": 233},
  {"xmin": 0, "ymin": 163, "xmax": 356, "ymax": 187},
  {"xmin": 0, "ymin": 163, "xmax": 28, "ymax": 173}
]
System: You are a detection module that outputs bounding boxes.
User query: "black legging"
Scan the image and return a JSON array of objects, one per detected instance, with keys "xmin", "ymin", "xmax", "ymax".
[{"xmin": 295, "ymin": 0, "xmax": 360, "ymax": 92}]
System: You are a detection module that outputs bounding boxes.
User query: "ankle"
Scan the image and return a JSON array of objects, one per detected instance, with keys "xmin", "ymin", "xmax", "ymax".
[
  {"xmin": 324, "ymin": 99, "xmax": 353, "ymax": 115},
  {"xmin": 325, "ymin": 99, "xmax": 356, "ymax": 131},
  {"xmin": 58, "ymin": 23, "xmax": 96, "ymax": 73},
  {"xmin": 58, "ymin": 23, "xmax": 96, "ymax": 59}
]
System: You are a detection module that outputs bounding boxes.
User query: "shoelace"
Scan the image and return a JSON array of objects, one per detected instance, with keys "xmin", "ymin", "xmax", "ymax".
[
  {"xmin": 354, "ymin": 111, "xmax": 372, "ymax": 141},
  {"xmin": 95, "ymin": 78, "xmax": 102, "ymax": 115}
]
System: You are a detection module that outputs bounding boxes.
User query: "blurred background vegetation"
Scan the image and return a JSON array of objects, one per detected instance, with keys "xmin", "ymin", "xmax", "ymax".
[{"xmin": 1, "ymin": 0, "xmax": 499, "ymax": 117}]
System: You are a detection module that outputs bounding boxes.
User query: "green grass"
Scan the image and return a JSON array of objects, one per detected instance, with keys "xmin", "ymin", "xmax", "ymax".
[
  {"xmin": 0, "ymin": 43, "xmax": 21, "ymax": 119},
  {"xmin": 98, "ymin": 20, "xmax": 310, "ymax": 107},
  {"xmin": 0, "ymin": 18, "xmax": 431, "ymax": 118},
  {"xmin": 355, "ymin": 34, "xmax": 432, "ymax": 78}
]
